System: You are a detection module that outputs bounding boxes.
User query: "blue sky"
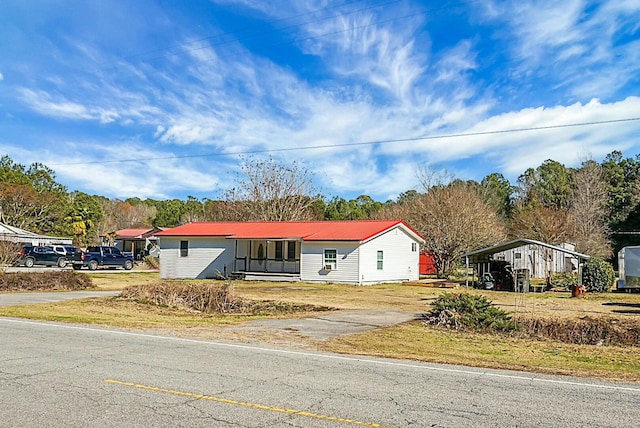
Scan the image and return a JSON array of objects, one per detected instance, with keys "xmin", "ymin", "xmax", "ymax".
[{"xmin": 1, "ymin": 0, "xmax": 639, "ymax": 202}]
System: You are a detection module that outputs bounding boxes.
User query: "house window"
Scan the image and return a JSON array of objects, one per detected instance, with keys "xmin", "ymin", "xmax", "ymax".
[
  {"xmin": 324, "ymin": 249, "xmax": 337, "ymax": 270},
  {"xmin": 180, "ymin": 240, "xmax": 189, "ymax": 257},
  {"xmin": 377, "ymin": 250, "xmax": 384, "ymax": 270},
  {"xmin": 287, "ymin": 241, "xmax": 296, "ymax": 260},
  {"xmin": 275, "ymin": 241, "xmax": 283, "ymax": 260},
  {"xmin": 514, "ymin": 252, "xmax": 521, "ymax": 259},
  {"xmin": 411, "ymin": 243, "xmax": 417, "ymax": 252}
]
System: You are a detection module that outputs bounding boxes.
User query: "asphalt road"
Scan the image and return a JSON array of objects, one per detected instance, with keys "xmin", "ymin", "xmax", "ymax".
[{"xmin": 1, "ymin": 318, "xmax": 638, "ymax": 427}]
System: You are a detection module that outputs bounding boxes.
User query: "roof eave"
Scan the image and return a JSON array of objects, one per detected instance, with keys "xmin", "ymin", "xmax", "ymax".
[{"xmin": 462, "ymin": 238, "xmax": 591, "ymax": 261}]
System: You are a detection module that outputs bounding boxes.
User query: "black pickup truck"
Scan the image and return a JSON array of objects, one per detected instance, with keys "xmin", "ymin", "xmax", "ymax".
[{"xmin": 70, "ymin": 246, "xmax": 135, "ymax": 270}]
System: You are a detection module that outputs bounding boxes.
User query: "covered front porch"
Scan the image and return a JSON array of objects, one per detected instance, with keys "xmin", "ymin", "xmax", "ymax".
[{"xmin": 232, "ymin": 239, "xmax": 301, "ymax": 275}]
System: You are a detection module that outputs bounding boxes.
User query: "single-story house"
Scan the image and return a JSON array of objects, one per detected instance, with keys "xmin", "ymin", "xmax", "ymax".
[
  {"xmin": 107, "ymin": 227, "xmax": 164, "ymax": 259},
  {"xmin": 155, "ymin": 220, "xmax": 425, "ymax": 285},
  {"xmin": 0, "ymin": 222, "xmax": 72, "ymax": 246}
]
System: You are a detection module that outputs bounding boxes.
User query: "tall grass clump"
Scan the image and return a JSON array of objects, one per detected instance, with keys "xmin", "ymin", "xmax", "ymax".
[
  {"xmin": 121, "ymin": 281, "xmax": 333, "ymax": 315},
  {"xmin": 121, "ymin": 281, "xmax": 244, "ymax": 314},
  {"xmin": 515, "ymin": 316, "xmax": 640, "ymax": 346},
  {"xmin": 0, "ymin": 271, "xmax": 92, "ymax": 291}
]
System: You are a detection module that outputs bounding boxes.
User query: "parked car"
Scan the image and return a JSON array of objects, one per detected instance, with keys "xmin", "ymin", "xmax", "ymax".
[
  {"xmin": 52, "ymin": 245, "xmax": 79, "ymax": 257},
  {"xmin": 69, "ymin": 246, "xmax": 134, "ymax": 270},
  {"xmin": 18, "ymin": 246, "xmax": 67, "ymax": 268}
]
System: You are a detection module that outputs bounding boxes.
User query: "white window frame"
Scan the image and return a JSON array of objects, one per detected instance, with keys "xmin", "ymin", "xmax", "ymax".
[
  {"xmin": 377, "ymin": 250, "xmax": 384, "ymax": 270},
  {"xmin": 323, "ymin": 249, "xmax": 337, "ymax": 271}
]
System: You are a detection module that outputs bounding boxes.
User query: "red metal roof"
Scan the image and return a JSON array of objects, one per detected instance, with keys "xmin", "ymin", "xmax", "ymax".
[
  {"xmin": 155, "ymin": 220, "xmax": 424, "ymax": 243},
  {"xmin": 115, "ymin": 227, "xmax": 164, "ymax": 239},
  {"xmin": 116, "ymin": 228, "xmax": 150, "ymax": 238}
]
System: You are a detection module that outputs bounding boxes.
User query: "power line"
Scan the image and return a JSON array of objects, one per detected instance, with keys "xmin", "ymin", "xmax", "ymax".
[{"xmin": 49, "ymin": 117, "xmax": 640, "ymax": 166}]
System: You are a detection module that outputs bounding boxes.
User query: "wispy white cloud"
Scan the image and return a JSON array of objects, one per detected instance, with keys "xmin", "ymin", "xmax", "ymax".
[
  {"xmin": 436, "ymin": 97, "xmax": 640, "ymax": 177},
  {"xmin": 3, "ymin": 0, "xmax": 640, "ymax": 202},
  {"xmin": 481, "ymin": 0, "xmax": 640, "ymax": 100},
  {"xmin": 18, "ymin": 88, "xmax": 111, "ymax": 122}
]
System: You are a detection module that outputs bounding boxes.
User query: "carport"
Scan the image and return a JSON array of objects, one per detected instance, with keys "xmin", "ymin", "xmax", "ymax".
[
  {"xmin": 0, "ymin": 222, "xmax": 72, "ymax": 246},
  {"xmin": 462, "ymin": 239, "xmax": 591, "ymax": 291}
]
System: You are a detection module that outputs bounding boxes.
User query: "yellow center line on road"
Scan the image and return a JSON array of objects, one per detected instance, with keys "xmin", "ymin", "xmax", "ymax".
[{"xmin": 104, "ymin": 379, "xmax": 390, "ymax": 427}]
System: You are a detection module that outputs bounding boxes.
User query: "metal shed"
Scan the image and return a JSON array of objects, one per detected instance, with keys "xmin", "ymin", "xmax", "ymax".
[{"xmin": 462, "ymin": 239, "xmax": 590, "ymax": 291}]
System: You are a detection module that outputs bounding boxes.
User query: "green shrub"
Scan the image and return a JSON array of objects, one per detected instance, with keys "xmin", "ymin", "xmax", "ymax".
[
  {"xmin": 424, "ymin": 292, "xmax": 516, "ymax": 332},
  {"xmin": 582, "ymin": 258, "xmax": 615, "ymax": 293},
  {"xmin": 549, "ymin": 272, "xmax": 578, "ymax": 290}
]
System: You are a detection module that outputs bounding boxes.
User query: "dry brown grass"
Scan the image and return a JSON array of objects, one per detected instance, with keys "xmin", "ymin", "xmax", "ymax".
[
  {"xmin": 120, "ymin": 281, "xmax": 332, "ymax": 315},
  {"xmin": 0, "ymin": 271, "xmax": 92, "ymax": 291},
  {"xmin": 514, "ymin": 315, "xmax": 640, "ymax": 346},
  {"xmin": 85, "ymin": 271, "xmax": 160, "ymax": 290},
  {"xmin": 318, "ymin": 321, "xmax": 640, "ymax": 382},
  {"xmin": 122, "ymin": 281, "xmax": 244, "ymax": 313},
  {"xmin": 0, "ymin": 297, "xmax": 255, "ymax": 328},
  {"xmin": 235, "ymin": 280, "xmax": 640, "ymax": 319}
]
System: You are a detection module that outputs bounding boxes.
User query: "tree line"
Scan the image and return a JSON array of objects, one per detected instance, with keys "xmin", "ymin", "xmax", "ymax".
[{"xmin": 1, "ymin": 153, "xmax": 639, "ymax": 275}]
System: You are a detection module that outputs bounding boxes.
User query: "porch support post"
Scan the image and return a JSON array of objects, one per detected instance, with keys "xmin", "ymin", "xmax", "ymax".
[
  {"xmin": 578, "ymin": 257, "xmax": 584, "ymax": 286},
  {"xmin": 234, "ymin": 239, "xmax": 237, "ymax": 272},
  {"xmin": 465, "ymin": 256, "xmax": 469, "ymax": 289}
]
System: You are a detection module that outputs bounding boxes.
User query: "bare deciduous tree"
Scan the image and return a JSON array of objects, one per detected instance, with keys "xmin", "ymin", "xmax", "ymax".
[
  {"xmin": 0, "ymin": 241, "xmax": 20, "ymax": 272},
  {"xmin": 203, "ymin": 200, "xmax": 234, "ymax": 221},
  {"xmin": 569, "ymin": 160, "xmax": 611, "ymax": 258},
  {"xmin": 0, "ymin": 183, "xmax": 65, "ymax": 233},
  {"xmin": 97, "ymin": 199, "xmax": 156, "ymax": 235},
  {"xmin": 223, "ymin": 157, "xmax": 321, "ymax": 221},
  {"xmin": 509, "ymin": 204, "xmax": 575, "ymax": 244},
  {"xmin": 378, "ymin": 181, "xmax": 506, "ymax": 277},
  {"xmin": 415, "ymin": 165, "xmax": 454, "ymax": 191}
]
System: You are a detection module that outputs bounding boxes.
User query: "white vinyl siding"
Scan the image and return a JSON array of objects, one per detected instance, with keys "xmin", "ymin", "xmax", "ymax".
[
  {"xmin": 160, "ymin": 237, "xmax": 235, "ymax": 279},
  {"xmin": 300, "ymin": 242, "xmax": 360, "ymax": 284},
  {"xmin": 358, "ymin": 226, "xmax": 420, "ymax": 284},
  {"xmin": 492, "ymin": 244, "xmax": 578, "ymax": 279}
]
